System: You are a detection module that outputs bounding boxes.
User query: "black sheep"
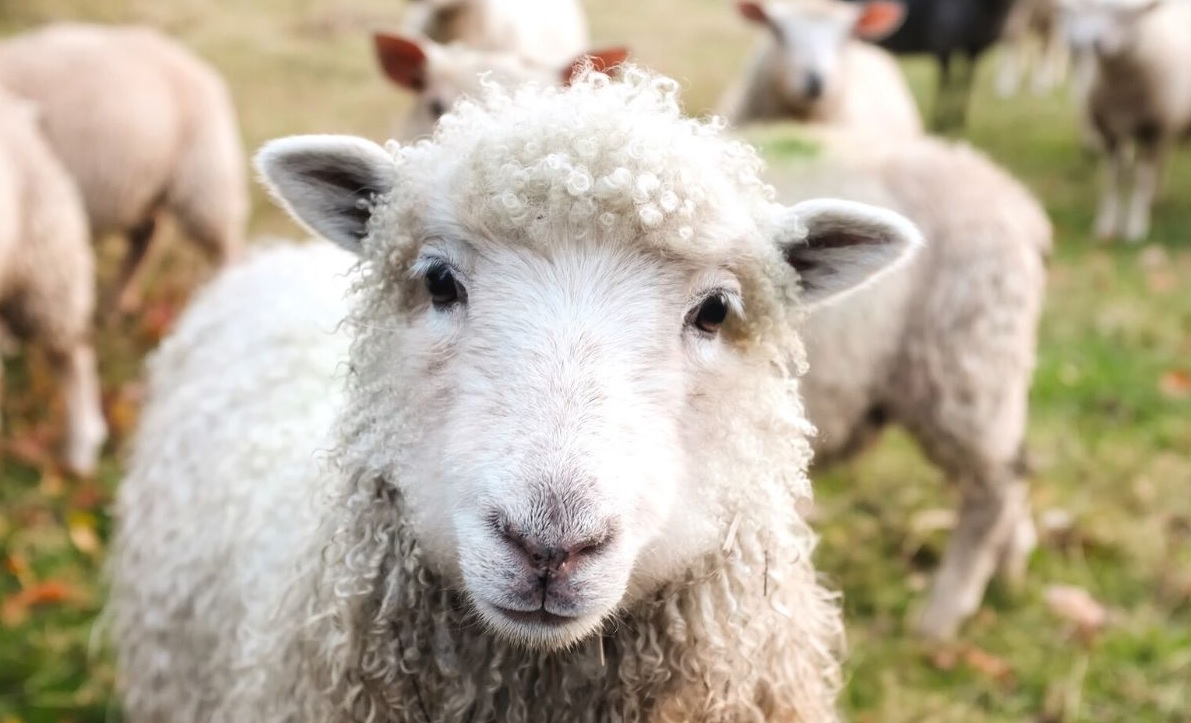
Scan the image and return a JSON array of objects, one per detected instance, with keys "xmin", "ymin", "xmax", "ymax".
[{"xmin": 849, "ymin": 0, "xmax": 1021, "ymax": 130}]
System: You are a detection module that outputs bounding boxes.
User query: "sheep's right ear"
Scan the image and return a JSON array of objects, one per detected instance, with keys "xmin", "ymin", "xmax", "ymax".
[
  {"xmin": 255, "ymin": 135, "xmax": 398, "ymax": 254},
  {"xmin": 776, "ymin": 199, "xmax": 923, "ymax": 307},
  {"xmin": 854, "ymin": 1, "xmax": 906, "ymax": 41},
  {"xmin": 374, "ymin": 32, "xmax": 431, "ymax": 91},
  {"xmin": 561, "ymin": 47, "xmax": 630, "ymax": 85},
  {"xmin": 738, "ymin": 1, "xmax": 771, "ymax": 25}
]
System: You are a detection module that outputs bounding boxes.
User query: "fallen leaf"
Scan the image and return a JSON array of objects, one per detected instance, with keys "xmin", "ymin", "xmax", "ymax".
[
  {"xmin": 140, "ymin": 299, "xmax": 181, "ymax": 343},
  {"xmin": 67, "ymin": 510, "xmax": 101, "ymax": 556},
  {"xmin": 0, "ymin": 580, "xmax": 75, "ymax": 627},
  {"xmin": 1044, "ymin": 584, "xmax": 1109, "ymax": 637},
  {"xmin": 2, "ymin": 430, "xmax": 56, "ymax": 470},
  {"xmin": 3, "ymin": 554, "xmax": 33, "ymax": 588},
  {"xmin": 962, "ymin": 646, "xmax": 1014, "ymax": 684},
  {"xmin": 1159, "ymin": 370, "xmax": 1191, "ymax": 399}
]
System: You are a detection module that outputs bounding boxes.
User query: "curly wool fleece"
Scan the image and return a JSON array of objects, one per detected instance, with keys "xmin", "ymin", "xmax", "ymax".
[
  {"xmin": 288, "ymin": 68, "xmax": 839, "ymax": 723},
  {"xmin": 123, "ymin": 68, "xmax": 848, "ymax": 723}
]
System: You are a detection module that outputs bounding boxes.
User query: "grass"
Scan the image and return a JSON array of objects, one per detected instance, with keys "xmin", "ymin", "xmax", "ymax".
[{"xmin": 1, "ymin": 1, "xmax": 1189, "ymax": 721}]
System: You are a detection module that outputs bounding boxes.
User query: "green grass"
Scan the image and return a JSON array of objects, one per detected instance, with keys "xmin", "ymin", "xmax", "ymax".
[{"xmin": 1, "ymin": 2, "xmax": 1190, "ymax": 722}]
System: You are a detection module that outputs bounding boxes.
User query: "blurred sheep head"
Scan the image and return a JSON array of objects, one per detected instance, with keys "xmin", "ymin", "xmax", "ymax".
[
  {"xmin": 373, "ymin": 32, "xmax": 628, "ymax": 140},
  {"xmin": 1058, "ymin": 0, "xmax": 1163, "ymax": 59},
  {"xmin": 737, "ymin": 0, "xmax": 905, "ymax": 108}
]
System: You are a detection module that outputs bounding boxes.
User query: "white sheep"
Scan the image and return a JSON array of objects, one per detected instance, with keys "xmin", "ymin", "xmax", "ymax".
[
  {"xmin": 401, "ymin": 0, "xmax": 590, "ymax": 68},
  {"xmin": 1058, "ymin": 0, "xmax": 1191, "ymax": 242},
  {"xmin": 0, "ymin": 87, "xmax": 106, "ymax": 475},
  {"xmin": 110, "ymin": 68, "xmax": 925, "ymax": 722},
  {"xmin": 0, "ymin": 23, "xmax": 248, "ymax": 311},
  {"xmin": 374, "ymin": 31, "xmax": 627, "ymax": 139},
  {"xmin": 749, "ymin": 124, "xmax": 1052, "ymax": 640},
  {"xmin": 720, "ymin": 0, "xmax": 923, "ymax": 138}
]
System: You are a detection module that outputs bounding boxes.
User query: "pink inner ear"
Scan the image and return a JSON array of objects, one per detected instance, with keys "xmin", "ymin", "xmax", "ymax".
[
  {"xmin": 373, "ymin": 33, "xmax": 428, "ymax": 92},
  {"xmin": 737, "ymin": 1, "xmax": 770, "ymax": 25},
  {"xmin": 561, "ymin": 47, "xmax": 630, "ymax": 86},
  {"xmin": 854, "ymin": 1, "xmax": 906, "ymax": 40}
]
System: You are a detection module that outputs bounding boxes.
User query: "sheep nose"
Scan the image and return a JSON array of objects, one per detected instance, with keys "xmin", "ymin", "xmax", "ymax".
[
  {"xmin": 805, "ymin": 71, "xmax": 824, "ymax": 100},
  {"xmin": 501, "ymin": 526, "xmax": 611, "ymax": 577}
]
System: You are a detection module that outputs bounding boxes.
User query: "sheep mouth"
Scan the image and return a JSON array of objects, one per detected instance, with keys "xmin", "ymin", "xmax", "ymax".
[{"xmin": 490, "ymin": 605, "xmax": 577, "ymax": 628}]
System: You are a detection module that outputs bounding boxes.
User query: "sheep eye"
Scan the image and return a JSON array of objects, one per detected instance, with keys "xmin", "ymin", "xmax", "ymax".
[
  {"xmin": 690, "ymin": 293, "xmax": 730, "ymax": 335},
  {"xmin": 425, "ymin": 263, "xmax": 465, "ymax": 308},
  {"xmin": 428, "ymin": 99, "xmax": 447, "ymax": 119}
]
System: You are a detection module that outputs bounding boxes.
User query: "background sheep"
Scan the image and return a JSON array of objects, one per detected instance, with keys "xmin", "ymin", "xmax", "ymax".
[
  {"xmin": 0, "ymin": 23, "xmax": 248, "ymax": 312},
  {"xmin": 373, "ymin": 31, "xmax": 627, "ymax": 139},
  {"xmin": 1060, "ymin": 0, "xmax": 1191, "ymax": 242},
  {"xmin": 748, "ymin": 125, "xmax": 1052, "ymax": 639},
  {"xmin": 111, "ymin": 68, "xmax": 923, "ymax": 722},
  {"xmin": 401, "ymin": 0, "xmax": 590, "ymax": 67},
  {"xmin": 0, "ymin": 87, "xmax": 106, "ymax": 476},
  {"xmin": 844, "ymin": 0, "xmax": 1019, "ymax": 129},
  {"xmin": 721, "ymin": 0, "xmax": 923, "ymax": 138}
]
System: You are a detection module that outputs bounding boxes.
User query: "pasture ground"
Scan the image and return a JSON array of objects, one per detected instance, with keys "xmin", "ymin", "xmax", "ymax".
[{"xmin": 0, "ymin": 1, "xmax": 1188, "ymax": 721}]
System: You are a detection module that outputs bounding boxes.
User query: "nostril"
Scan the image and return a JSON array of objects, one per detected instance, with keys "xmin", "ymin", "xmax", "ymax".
[
  {"xmin": 805, "ymin": 72, "xmax": 824, "ymax": 100},
  {"xmin": 493, "ymin": 517, "xmax": 616, "ymax": 574},
  {"xmin": 570, "ymin": 531, "xmax": 613, "ymax": 559}
]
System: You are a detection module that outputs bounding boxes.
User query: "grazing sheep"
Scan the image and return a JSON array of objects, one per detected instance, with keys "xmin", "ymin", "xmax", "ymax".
[
  {"xmin": 1059, "ymin": 0, "xmax": 1191, "ymax": 242},
  {"xmin": 111, "ymin": 68, "xmax": 925, "ymax": 722},
  {"xmin": 722, "ymin": 0, "xmax": 923, "ymax": 138},
  {"xmin": 844, "ymin": 0, "xmax": 1019, "ymax": 130},
  {"xmin": 997, "ymin": 0, "xmax": 1070, "ymax": 97},
  {"xmin": 0, "ymin": 23, "xmax": 248, "ymax": 312},
  {"xmin": 374, "ymin": 31, "xmax": 627, "ymax": 139},
  {"xmin": 748, "ymin": 124, "xmax": 1051, "ymax": 640},
  {"xmin": 0, "ymin": 88, "xmax": 106, "ymax": 475},
  {"xmin": 401, "ymin": 0, "xmax": 589, "ymax": 68}
]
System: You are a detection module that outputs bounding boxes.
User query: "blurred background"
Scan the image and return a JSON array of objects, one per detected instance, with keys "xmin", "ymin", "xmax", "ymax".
[{"xmin": 0, "ymin": 0, "xmax": 1188, "ymax": 721}]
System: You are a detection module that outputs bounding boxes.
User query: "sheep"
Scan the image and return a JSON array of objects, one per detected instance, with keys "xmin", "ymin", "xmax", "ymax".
[
  {"xmin": 1058, "ymin": 0, "xmax": 1191, "ymax": 242},
  {"xmin": 996, "ymin": 0, "xmax": 1070, "ymax": 97},
  {"xmin": 401, "ymin": 0, "xmax": 590, "ymax": 68},
  {"xmin": 746, "ymin": 123, "xmax": 1051, "ymax": 640},
  {"xmin": 0, "ymin": 87, "xmax": 106, "ymax": 475},
  {"xmin": 0, "ymin": 23, "xmax": 248, "ymax": 312},
  {"xmin": 721, "ymin": 0, "xmax": 924, "ymax": 139},
  {"xmin": 110, "ymin": 67, "xmax": 926, "ymax": 722},
  {"xmin": 374, "ymin": 31, "xmax": 627, "ymax": 139},
  {"xmin": 842, "ymin": 0, "xmax": 1019, "ymax": 130}
]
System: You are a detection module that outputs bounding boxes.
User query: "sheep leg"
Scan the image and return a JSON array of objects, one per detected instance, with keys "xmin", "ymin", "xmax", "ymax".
[
  {"xmin": 47, "ymin": 343, "xmax": 107, "ymax": 476},
  {"xmin": 995, "ymin": 43, "xmax": 1024, "ymax": 98},
  {"xmin": 1032, "ymin": 27, "xmax": 1067, "ymax": 96},
  {"xmin": 931, "ymin": 53, "xmax": 955, "ymax": 131},
  {"xmin": 111, "ymin": 216, "xmax": 159, "ymax": 315},
  {"xmin": 1123, "ymin": 135, "xmax": 1168, "ymax": 243},
  {"xmin": 915, "ymin": 472, "xmax": 1028, "ymax": 640},
  {"xmin": 1094, "ymin": 138, "xmax": 1127, "ymax": 241}
]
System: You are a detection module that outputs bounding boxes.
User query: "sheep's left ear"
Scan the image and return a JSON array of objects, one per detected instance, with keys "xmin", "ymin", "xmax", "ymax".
[
  {"xmin": 255, "ymin": 135, "xmax": 398, "ymax": 254},
  {"xmin": 776, "ymin": 199, "xmax": 922, "ymax": 307},
  {"xmin": 561, "ymin": 47, "xmax": 630, "ymax": 85},
  {"xmin": 854, "ymin": 0, "xmax": 906, "ymax": 40}
]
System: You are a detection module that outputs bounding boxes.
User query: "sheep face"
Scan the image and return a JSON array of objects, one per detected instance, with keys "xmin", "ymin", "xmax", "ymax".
[
  {"xmin": 257, "ymin": 71, "xmax": 920, "ymax": 651},
  {"xmin": 738, "ymin": 0, "xmax": 905, "ymax": 108},
  {"xmin": 1058, "ymin": 0, "xmax": 1161, "ymax": 59}
]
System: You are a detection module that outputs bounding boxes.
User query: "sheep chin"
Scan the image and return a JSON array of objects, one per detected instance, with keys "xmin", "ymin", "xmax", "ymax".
[{"xmin": 471, "ymin": 599, "xmax": 608, "ymax": 651}]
